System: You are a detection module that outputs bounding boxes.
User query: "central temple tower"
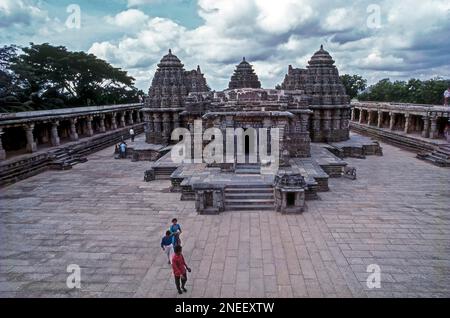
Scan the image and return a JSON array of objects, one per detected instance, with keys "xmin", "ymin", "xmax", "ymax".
[{"xmin": 228, "ymin": 57, "xmax": 261, "ymax": 89}]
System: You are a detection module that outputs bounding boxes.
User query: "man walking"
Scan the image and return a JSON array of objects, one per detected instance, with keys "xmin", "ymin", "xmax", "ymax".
[
  {"xmin": 170, "ymin": 218, "xmax": 182, "ymax": 247},
  {"xmin": 172, "ymin": 245, "xmax": 191, "ymax": 294},
  {"xmin": 161, "ymin": 230, "xmax": 174, "ymax": 264},
  {"xmin": 130, "ymin": 127, "xmax": 135, "ymax": 142}
]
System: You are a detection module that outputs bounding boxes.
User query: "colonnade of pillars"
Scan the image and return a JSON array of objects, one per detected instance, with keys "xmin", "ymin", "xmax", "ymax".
[
  {"xmin": 0, "ymin": 109, "xmax": 142, "ymax": 160},
  {"xmin": 351, "ymin": 108, "xmax": 445, "ymax": 139},
  {"xmin": 143, "ymin": 111, "xmax": 180, "ymax": 144}
]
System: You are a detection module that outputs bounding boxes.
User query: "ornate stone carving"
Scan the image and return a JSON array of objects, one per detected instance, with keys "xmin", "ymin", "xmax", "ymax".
[{"xmin": 228, "ymin": 57, "xmax": 261, "ymax": 89}]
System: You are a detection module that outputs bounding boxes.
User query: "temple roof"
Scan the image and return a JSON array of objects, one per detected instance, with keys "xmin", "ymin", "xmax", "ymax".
[
  {"xmin": 228, "ymin": 57, "xmax": 261, "ymax": 89},
  {"xmin": 308, "ymin": 45, "xmax": 335, "ymax": 66},
  {"xmin": 157, "ymin": 49, "xmax": 184, "ymax": 68}
]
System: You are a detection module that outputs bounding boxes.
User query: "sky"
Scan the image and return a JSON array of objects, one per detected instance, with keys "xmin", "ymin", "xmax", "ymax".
[{"xmin": 1, "ymin": 0, "xmax": 449, "ymax": 91}]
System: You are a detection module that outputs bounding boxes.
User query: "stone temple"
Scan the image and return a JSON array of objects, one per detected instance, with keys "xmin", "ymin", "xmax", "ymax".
[
  {"xmin": 1, "ymin": 45, "xmax": 450, "ymax": 299},
  {"xmin": 141, "ymin": 46, "xmax": 382, "ymax": 214}
]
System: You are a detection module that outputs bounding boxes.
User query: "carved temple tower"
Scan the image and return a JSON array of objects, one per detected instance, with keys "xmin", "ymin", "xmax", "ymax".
[
  {"xmin": 281, "ymin": 45, "xmax": 350, "ymax": 142},
  {"xmin": 228, "ymin": 57, "xmax": 261, "ymax": 89},
  {"xmin": 143, "ymin": 49, "xmax": 209, "ymax": 144}
]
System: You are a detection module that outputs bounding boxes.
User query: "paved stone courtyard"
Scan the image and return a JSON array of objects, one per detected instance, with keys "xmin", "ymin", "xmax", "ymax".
[{"xmin": 1, "ymin": 137, "xmax": 449, "ymax": 298}]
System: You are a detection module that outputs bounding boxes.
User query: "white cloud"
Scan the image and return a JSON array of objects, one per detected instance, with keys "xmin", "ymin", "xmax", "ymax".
[
  {"xmin": 0, "ymin": 0, "xmax": 48, "ymax": 28},
  {"xmin": 105, "ymin": 9, "xmax": 149, "ymax": 28},
  {"xmin": 126, "ymin": 0, "xmax": 158, "ymax": 7},
  {"xmin": 356, "ymin": 51, "xmax": 405, "ymax": 70},
  {"xmin": 323, "ymin": 8, "xmax": 357, "ymax": 32},
  {"xmin": 255, "ymin": 0, "xmax": 315, "ymax": 34},
  {"xmin": 83, "ymin": 0, "xmax": 450, "ymax": 91},
  {"xmin": 89, "ymin": 17, "xmax": 186, "ymax": 70}
]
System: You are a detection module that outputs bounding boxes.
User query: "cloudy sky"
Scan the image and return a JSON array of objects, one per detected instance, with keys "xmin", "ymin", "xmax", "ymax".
[{"xmin": 1, "ymin": 0, "xmax": 449, "ymax": 91}]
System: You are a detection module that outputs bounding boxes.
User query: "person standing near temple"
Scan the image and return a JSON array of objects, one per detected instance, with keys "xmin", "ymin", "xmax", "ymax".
[
  {"xmin": 119, "ymin": 141, "xmax": 127, "ymax": 159},
  {"xmin": 171, "ymin": 245, "xmax": 191, "ymax": 294},
  {"xmin": 129, "ymin": 127, "xmax": 135, "ymax": 142},
  {"xmin": 161, "ymin": 230, "xmax": 175, "ymax": 265},
  {"xmin": 170, "ymin": 218, "xmax": 182, "ymax": 247},
  {"xmin": 444, "ymin": 86, "xmax": 450, "ymax": 107}
]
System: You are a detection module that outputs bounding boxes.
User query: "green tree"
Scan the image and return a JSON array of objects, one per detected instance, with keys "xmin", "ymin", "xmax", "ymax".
[
  {"xmin": 358, "ymin": 78, "xmax": 450, "ymax": 105},
  {"xmin": 0, "ymin": 45, "xmax": 18, "ymax": 98},
  {"xmin": 340, "ymin": 74, "xmax": 367, "ymax": 99},
  {"xmin": 8, "ymin": 43, "xmax": 141, "ymax": 110}
]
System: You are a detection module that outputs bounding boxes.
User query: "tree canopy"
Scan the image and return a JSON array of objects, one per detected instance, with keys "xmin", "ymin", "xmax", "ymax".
[
  {"xmin": 0, "ymin": 43, "xmax": 143, "ymax": 113},
  {"xmin": 358, "ymin": 78, "xmax": 450, "ymax": 105},
  {"xmin": 340, "ymin": 74, "xmax": 367, "ymax": 100}
]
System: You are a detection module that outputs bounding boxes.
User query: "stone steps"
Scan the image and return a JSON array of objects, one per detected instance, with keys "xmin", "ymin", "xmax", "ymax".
[
  {"xmin": 416, "ymin": 143, "xmax": 450, "ymax": 167},
  {"xmin": 154, "ymin": 166, "xmax": 178, "ymax": 180},
  {"xmin": 0, "ymin": 154, "xmax": 50, "ymax": 186},
  {"xmin": 350, "ymin": 123, "xmax": 437, "ymax": 153},
  {"xmin": 0, "ymin": 125, "xmax": 144, "ymax": 187},
  {"xmin": 224, "ymin": 184, "xmax": 274, "ymax": 211},
  {"xmin": 234, "ymin": 163, "xmax": 261, "ymax": 175}
]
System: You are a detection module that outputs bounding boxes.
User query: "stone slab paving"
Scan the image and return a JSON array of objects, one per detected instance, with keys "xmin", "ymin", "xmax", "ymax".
[{"xmin": 1, "ymin": 139, "xmax": 449, "ymax": 298}]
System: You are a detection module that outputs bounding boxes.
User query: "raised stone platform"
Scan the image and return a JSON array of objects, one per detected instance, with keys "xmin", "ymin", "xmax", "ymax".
[
  {"xmin": 128, "ymin": 140, "xmax": 168, "ymax": 162},
  {"xmin": 143, "ymin": 133, "xmax": 380, "ymax": 212},
  {"xmin": 326, "ymin": 132, "xmax": 383, "ymax": 158}
]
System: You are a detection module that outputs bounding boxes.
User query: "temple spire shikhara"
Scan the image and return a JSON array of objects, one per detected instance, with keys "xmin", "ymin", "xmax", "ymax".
[{"xmin": 228, "ymin": 57, "xmax": 261, "ymax": 89}]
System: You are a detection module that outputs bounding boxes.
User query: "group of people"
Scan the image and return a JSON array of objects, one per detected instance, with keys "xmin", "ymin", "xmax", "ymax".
[
  {"xmin": 114, "ymin": 128, "xmax": 135, "ymax": 159},
  {"xmin": 160, "ymin": 218, "xmax": 191, "ymax": 295}
]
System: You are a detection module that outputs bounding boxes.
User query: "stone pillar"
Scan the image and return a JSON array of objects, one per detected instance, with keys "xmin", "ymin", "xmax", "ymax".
[
  {"xmin": 0, "ymin": 128, "xmax": 6, "ymax": 160},
  {"xmin": 377, "ymin": 111, "xmax": 383, "ymax": 128},
  {"xmin": 135, "ymin": 110, "xmax": 141, "ymax": 123},
  {"xmin": 144, "ymin": 112, "xmax": 152, "ymax": 143},
  {"xmin": 128, "ymin": 111, "xmax": 134, "ymax": 125},
  {"xmin": 389, "ymin": 112, "xmax": 395, "ymax": 130},
  {"xmin": 173, "ymin": 112, "xmax": 180, "ymax": 129},
  {"xmin": 111, "ymin": 113, "xmax": 118, "ymax": 130},
  {"xmin": 351, "ymin": 108, "xmax": 355, "ymax": 121},
  {"xmin": 422, "ymin": 116, "xmax": 430, "ymax": 138},
  {"xmin": 299, "ymin": 113, "xmax": 308, "ymax": 133},
  {"xmin": 86, "ymin": 116, "xmax": 94, "ymax": 136},
  {"xmin": 25, "ymin": 124, "xmax": 37, "ymax": 153},
  {"xmin": 404, "ymin": 114, "xmax": 410, "ymax": 134},
  {"xmin": 358, "ymin": 109, "xmax": 364, "ymax": 124},
  {"xmin": 153, "ymin": 113, "xmax": 162, "ymax": 144},
  {"xmin": 430, "ymin": 117, "xmax": 438, "ymax": 139},
  {"xmin": 153, "ymin": 113, "xmax": 161, "ymax": 133},
  {"xmin": 120, "ymin": 112, "xmax": 126, "ymax": 128},
  {"xmin": 148, "ymin": 113, "xmax": 154, "ymax": 133},
  {"xmin": 50, "ymin": 121, "xmax": 60, "ymax": 146},
  {"xmin": 162, "ymin": 112, "xmax": 171, "ymax": 142},
  {"xmin": 323, "ymin": 110, "xmax": 331, "ymax": 140},
  {"xmin": 368, "ymin": 110, "xmax": 374, "ymax": 126},
  {"xmin": 312, "ymin": 111, "xmax": 322, "ymax": 141},
  {"xmin": 332, "ymin": 109, "xmax": 341, "ymax": 131},
  {"xmin": 99, "ymin": 115, "xmax": 106, "ymax": 133},
  {"xmin": 69, "ymin": 118, "xmax": 79, "ymax": 141}
]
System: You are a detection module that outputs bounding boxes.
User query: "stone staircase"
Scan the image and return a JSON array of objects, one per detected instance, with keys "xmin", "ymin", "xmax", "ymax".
[
  {"xmin": 154, "ymin": 166, "xmax": 178, "ymax": 180},
  {"xmin": 0, "ymin": 124, "xmax": 144, "ymax": 187},
  {"xmin": 234, "ymin": 163, "xmax": 261, "ymax": 174},
  {"xmin": 417, "ymin": 144, "xmax": 450, "ymax": 167},
  {"xmin": 350, "ymin": 122, "xmax": 436, "ymax": 153},
  {"xmin": 224, "ymin": 184, "xmax": 274, "ymax": 211},
  {"xmin": 49, "ymin": 148, "xmax": 87, "ymax": 170}
]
